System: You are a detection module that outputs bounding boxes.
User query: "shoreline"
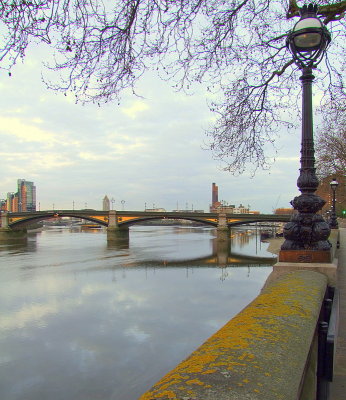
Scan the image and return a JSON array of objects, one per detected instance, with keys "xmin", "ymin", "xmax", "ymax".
[{"xmin": 265, "ymin": 237, "xmax": 284, "ymax": 255}]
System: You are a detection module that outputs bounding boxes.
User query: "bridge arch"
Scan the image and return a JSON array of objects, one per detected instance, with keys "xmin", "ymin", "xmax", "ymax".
[
  {"xmin": 8, "ymin": 212, "xmax": 109, "ymax": 229},
  {"xmin": 5, "ymin": 210, "xmax": 291, "ymax": 230},
  {"xmin": 117, "ymin": 215, "xmax": 218, "ymax": 227}
]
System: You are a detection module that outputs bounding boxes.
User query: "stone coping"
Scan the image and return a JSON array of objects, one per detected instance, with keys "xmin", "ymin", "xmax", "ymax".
[
  {"xmin": 271, "ymin": 259, "xmax": 337, "ymax": 287},
  {"xmin": 139, "ymin": 270, "xmax": 327, "ymax": 400},
  {"xmin": 266, "ymin": 230, "xmax": 339, "ymax": 286}
]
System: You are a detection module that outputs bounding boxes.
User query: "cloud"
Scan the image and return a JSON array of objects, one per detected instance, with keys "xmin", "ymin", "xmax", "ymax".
[
  {"xmin": 0, "ymin": 302, "xmax": 60, "ymax": 331},
  {"xmin": 121, "ymin": 100, "xmax": 150, "ymax": 119},
  {"xmin": 0, "ymin": 44, "xmax": 303, "ymax": 213},
  {"xmin": 0, "ymin": 116, "xmax": 56, "ymax": 143}
]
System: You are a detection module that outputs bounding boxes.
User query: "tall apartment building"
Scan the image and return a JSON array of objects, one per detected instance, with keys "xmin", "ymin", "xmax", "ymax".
[
  {"xmin": 17, "ymin": 179, "xmax": 36, "ymax": 212},
  {"xmin": 0, "ymin": 198, "xmax": 6, "ymax": 211},
  {"xmin": 6, "ymin": 192, "xmax": 16, "ymax": 212},
  {"xmin": 0, "ymin": 180, "xmax": 36, "ymax": 212}
]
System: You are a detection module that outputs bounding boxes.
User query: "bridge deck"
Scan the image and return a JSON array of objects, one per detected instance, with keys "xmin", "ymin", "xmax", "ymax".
[{"xmin": 3, "ymin": 210, "xmax": 291, "ymax": 229}]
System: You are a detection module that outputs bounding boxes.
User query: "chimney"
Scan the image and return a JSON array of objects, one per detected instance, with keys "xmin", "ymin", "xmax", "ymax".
[{"xmin": 212, "ymin": 183, "xmax": 218, "ymax": 205}]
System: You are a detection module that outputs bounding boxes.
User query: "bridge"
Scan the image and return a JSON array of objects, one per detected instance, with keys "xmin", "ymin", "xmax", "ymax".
[
  {"xmin": 0, "ymin": 209, "xmax": 291, "ymax": 241},
  {"xmin": 1, "ymin": 209, "xmax": 290, "ymax": 228}
]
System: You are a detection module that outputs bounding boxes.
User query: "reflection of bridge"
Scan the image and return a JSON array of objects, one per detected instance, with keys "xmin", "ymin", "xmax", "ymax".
[
  {"xmin": 135, "ymin": 253, "xmax": 277, "ymax": 267},
  {"xmin": 0, "ymin": 210, "xmax": 291, "ymax": 241}
]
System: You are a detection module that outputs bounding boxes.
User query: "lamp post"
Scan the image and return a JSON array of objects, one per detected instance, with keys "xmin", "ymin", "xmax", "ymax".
[
  {"xmin": 329, "ymin": 178, "xmax": 339, "ymax": 229},
  {"xmin": 279, "ymin": 4, "xmax": 332, "ymax": 263}
]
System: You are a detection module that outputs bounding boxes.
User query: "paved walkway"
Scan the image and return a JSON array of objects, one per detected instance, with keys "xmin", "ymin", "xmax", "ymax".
[{"xmin": 329, "ymin": 224, "xmax": 346, "ymax": 399}]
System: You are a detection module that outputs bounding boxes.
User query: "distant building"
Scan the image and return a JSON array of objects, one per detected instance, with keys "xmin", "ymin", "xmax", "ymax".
[
  {"xmin": 209, "ymin": 183, "xmax": 254, "ymax": 213},
  {"xmin": 17, "ymin": 179, "xmax": 36, "ymax": 212},
  {"xmin": 172, "ymin": 209, "xmax": 204, "ymax": 213},
  {"xmin": 0, "ymin": 199, "xmax": 6, "ymax": 211},
  {"xmin": 212, "ymin": 182, "xmax": 219, "ymax": 204},
  {"xmin": 233, "ymin": 204, "xmax": 250, "ymax": 214},
  {"xmin": 275, "ymin": 207, "xmax": 294, "ymax": 215},
  {"xmin": 210, "ymin": 182, "xmax": 221, "ymax": 211},
  {"xmin": 6, "ymin": 192, "xmax": 16, "ymax": 211},
  {"xmin": 1, "ymin": 180, "xmax": 36, "ymax": 212},
  {"xmin": 210, "ymin": 201, "xmax": 253, "ymax": 214},
  {"xmin": 103, "ymin": 195, "xmax": 110, "ymax": 211}
]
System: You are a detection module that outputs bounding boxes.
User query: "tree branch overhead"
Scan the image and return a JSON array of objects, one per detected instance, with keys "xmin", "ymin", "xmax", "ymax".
[{"xmin": 0, "ymin": 0, "xmax": 345, "ymax": 174}]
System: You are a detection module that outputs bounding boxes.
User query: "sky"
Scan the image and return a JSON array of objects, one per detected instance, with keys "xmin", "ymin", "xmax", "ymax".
[{"xmin": 0, "ymin": 45, "xmax": 303, "ymax": 214}]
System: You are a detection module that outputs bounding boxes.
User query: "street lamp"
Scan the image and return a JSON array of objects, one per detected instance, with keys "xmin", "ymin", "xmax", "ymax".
[
  {"xmin": 329, "ymin": 178, "xmax": 339, "ymax": 229},
  {"xmin": 280, "ymin": 4, "xmax": 332, "ymax": 263}
]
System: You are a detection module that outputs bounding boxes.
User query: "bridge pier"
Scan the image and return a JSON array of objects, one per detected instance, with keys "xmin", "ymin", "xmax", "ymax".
[
  {"xmin": 107, "ymin": 226, "xmax": 129, "ymax": 244},
  {"xmin": 1, "ymin": 211, "xmax": 9, "ymax": 228},
  {"xmin": 216, "ymin": 213, "xmax": 230, "ymax": 241},
  {"xmin": 107, "ymin": 210, "xmax": 130, "ymax": 243},
  {"xmin": 215, "ymin": 214, "xmax": 231, "ymax": 265},
  {"xmin": 0, "ymin": 212, "xmax": 27, "ymax": 240},
  {"xmin": 0, "ymin": 227, "xmax": 27, "ymax": 240},
  {"xmin": 108, "ymin": 210, "xmax": 118, "ymax": 228},
  {"xmin": 212, "ymin": 237, "xmax": 230, "ymax": 265}
]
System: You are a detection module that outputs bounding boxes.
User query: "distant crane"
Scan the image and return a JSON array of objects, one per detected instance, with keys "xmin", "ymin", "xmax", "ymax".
[{"xmin": 272, "ymin": 195, "xmax": 281, "ymax": 213}]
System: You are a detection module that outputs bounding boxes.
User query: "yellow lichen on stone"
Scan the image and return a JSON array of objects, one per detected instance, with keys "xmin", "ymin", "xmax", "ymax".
[
  {"xmin": 201, "ymin": 369, "xmax": 217, "ymax": 374},
  {"xmin": 186, "ymin": 378, "xmax": 205, "ymax": 386}
]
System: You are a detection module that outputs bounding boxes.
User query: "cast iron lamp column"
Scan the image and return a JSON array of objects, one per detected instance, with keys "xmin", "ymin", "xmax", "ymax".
[
  {"xmin": 280, "ymin": 4, "xmax": 332, "ymax": 262},
  {"xmin": 329, "ymin": 178, "xmax": 339, "ymax": 229}
]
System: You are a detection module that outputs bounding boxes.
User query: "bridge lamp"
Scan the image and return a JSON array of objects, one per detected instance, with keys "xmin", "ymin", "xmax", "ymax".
[
  {"xmin": 329, "ymin": 178, "xmax": 339, "ymax": 229},
  {"xmin": 279, "ymin": 4, "xmax": 332, "ymax": 262}
]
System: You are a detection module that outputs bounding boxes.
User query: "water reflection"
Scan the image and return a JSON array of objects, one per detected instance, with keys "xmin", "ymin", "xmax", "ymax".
[{"xmin": 0, "ymin": 225, "xmax": 275, "ymax": 400}]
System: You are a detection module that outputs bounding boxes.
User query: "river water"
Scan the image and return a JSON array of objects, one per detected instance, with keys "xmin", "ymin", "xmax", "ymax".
[{"xmin": 0, "ymin": 225, "xmax": 276, "ymax": 400}]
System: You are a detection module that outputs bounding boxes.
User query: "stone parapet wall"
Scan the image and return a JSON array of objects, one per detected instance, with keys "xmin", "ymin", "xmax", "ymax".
[{"xmin": 139, "ymin": 270, "xmax": 327, "ymax": 400}]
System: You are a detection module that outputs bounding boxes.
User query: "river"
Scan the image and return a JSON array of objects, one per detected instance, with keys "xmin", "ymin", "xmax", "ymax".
[{"xmin": 0, "ymin": 225, "xmax": 276, "ymax": 400}]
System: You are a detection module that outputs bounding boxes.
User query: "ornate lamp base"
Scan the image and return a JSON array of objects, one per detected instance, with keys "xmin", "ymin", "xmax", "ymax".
[{"xmin": 279, "ymin": 193, "xmax": 331, "ymax": 263}]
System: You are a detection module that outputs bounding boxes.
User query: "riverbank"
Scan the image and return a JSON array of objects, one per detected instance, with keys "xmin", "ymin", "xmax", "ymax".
[
  {"xmin": 265, "ymin": 237, "xmax": 284, "ymax": 255},
  {"xmin": 265, "ymin": 221, "xmax": 346, "ymax": 256}
]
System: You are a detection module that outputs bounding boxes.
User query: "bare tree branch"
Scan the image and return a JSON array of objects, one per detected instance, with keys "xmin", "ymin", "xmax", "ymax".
[
  {"xmin": 316, "ymin": 100, "xmax": 346, "ymax": 177},
  {"xmin": 0, "ymin": 0, "xmax": 345, "ymax": 174}
]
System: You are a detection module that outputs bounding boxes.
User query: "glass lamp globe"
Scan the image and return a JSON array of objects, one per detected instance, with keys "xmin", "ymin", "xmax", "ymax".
[
  {"xmin": 293, "ymin": 17, "xmax": 324, "ymax": 50},
  {"xmin": 330, "ymin": 179, "xmax": 339, "ymax": 191}
]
